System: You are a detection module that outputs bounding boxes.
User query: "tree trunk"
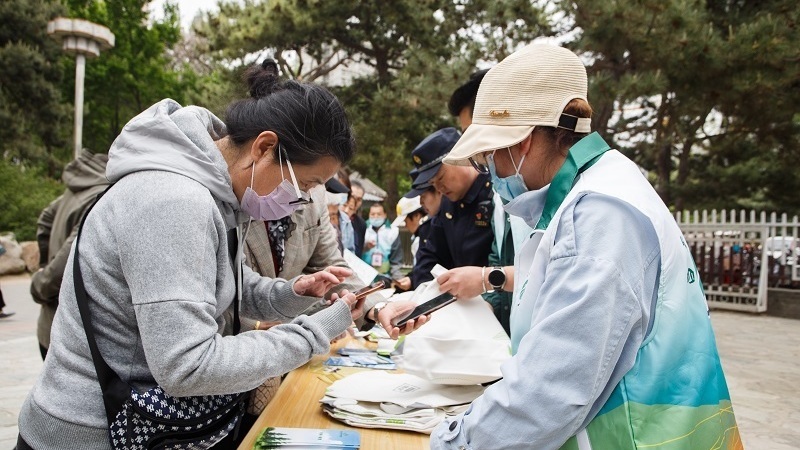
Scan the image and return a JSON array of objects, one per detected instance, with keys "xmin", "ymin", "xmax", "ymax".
[
  {"xmin": 654, "ymin": 94, "xmax": 673, "ymax": 206},
  {"xmin": 656, "ymin": 142, "xmax": 672, "ymax": 206},
  {"xmin": 374, "ymin": 48, "xmax": 390, "ymax": 84},
  {"xmin": 593, "ymin": 101, "xmax": 614, "ymax": 135},
  {"xmin": 674, "ymin": 138, "xmax": 693, "ymax": 212}
]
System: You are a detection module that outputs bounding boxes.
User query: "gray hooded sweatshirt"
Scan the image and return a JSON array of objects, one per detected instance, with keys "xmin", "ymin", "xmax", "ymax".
[{"xmin": 18, "ymin": 100, "xmax": 353, "ymax": 450}]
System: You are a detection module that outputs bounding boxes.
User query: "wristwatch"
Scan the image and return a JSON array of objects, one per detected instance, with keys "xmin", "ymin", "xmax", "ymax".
[
  {"xmin": 370, "ymin": 301, "xmax": 388, "ymax": 323},
  {"xmin": 487, "ymin": 267, "xmax": 507, "ymax": 293}
]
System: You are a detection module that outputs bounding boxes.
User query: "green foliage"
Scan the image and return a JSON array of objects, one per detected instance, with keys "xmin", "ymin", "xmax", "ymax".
[
  {"xmin": 6, "ymin": 0, "xmax": 797, "ymax": 226},
  {"xmin": 564, "ymin": 0, "xmax": 800, "ymax": 213},
  {"xmin": 0, "ymin": 159, "xmax": 63, "ymax": 241},
  {"xmin": 253, "ymin": 427, "xmax": 290, "ymax": 449},
  {"xmin": 0, "ymin": 0, "xmax": 70, "ymax": 173},
  {"xmin": 62, "ymin": 0, "xmax": 199, "ymax": 152},
  {"xmin": 196, "ymin": 0, "xmax": 549, "ymax": 209},
  {"xmin": 1, "ymin": 0, "xmax": 201, "ymax": 240},
  {"xmin": 0, "ymin": 0, "xmax": 70, "ymax": 240}
]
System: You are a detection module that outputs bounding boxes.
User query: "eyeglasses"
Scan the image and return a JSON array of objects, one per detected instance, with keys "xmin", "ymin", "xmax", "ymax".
[
  {"xmin": 469, "ymin": 150, "xmax": 496, "ymax": 175},
  {"xmin": 280, "ymin": 145, "xmax": 313, "ymax": 206},
  {"xmin": 469, "ymin": 156, "xmax": 489, "ymax": 175}
]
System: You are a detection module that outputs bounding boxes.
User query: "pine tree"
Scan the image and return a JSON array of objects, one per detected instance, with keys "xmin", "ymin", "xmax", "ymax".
[
  {"xmin": 0, "ymin": 0, "xmax": 69, "ymax": 173},
  {"xmin": 194, "ymin": 0, "xmax": 550, "ymax": 209},
  {"xmin": 564, "ymin": 0, "xmax": 800, "ymax": 212}
]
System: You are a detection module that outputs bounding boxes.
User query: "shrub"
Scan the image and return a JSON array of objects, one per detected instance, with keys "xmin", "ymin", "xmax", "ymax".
[{"xmin": 0, "ymin": 159, "xmax": 63, "ymax": 241}]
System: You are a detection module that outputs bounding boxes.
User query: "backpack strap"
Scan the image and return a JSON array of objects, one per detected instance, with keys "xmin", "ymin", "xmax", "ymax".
[
  {"xmin": 72, "ymin": 185, "xmax": 129, "ymax": 425},
  {"xmin": 227, "ymin": 227, "xmax": 241, "ymax": 335}
]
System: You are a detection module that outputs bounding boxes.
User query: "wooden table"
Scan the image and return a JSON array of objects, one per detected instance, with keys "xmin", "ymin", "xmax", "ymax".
[{"xmin": 236, "ymin": 340, "xmax": 430, "ymax": 450}]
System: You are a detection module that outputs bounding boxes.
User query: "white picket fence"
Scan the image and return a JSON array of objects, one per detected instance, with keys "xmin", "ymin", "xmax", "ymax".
[{"xmin": 675, "ymin": 209, "xmax": 800, "ymax": 313}]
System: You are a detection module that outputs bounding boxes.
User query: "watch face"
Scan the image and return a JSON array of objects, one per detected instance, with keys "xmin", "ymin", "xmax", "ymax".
[{"xmin": 488, "ymin": 268, "xmax": 505, "ymax": 287}]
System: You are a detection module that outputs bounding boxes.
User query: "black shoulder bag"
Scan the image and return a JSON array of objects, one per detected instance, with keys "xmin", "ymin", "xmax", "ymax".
[{"xmin": 73, "ymin": 187, "xmax": 247, "ymax": 450}]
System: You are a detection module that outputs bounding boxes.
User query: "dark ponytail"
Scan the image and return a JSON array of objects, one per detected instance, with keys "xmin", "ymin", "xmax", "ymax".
[{"xmin": 225, "ymin": 59, "xmax": 355, "ymax": 165}]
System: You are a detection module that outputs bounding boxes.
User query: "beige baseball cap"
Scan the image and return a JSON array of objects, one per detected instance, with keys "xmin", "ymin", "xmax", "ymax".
[{"xmin": 444, "ymin": 43, "xmax": 591, "ymax": 166}]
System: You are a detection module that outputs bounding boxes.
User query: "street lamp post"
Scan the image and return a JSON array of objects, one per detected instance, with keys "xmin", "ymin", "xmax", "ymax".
[{"xmin": 47, "ymin": 18, "xmax": 114, "ymax": 160}]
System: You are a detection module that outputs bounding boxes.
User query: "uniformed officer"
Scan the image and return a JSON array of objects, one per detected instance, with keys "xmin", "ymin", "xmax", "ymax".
[
  {"xmin": 396, "ymin": 127, "xmax": 495, "ymax": 290},
  {"xmin": 393, "ymin": 155, "xmax": 442, "ymax": 291},
  {"xmin": 435, "ymin": 68, "xmax": 532, "ymax": 334},
  {"xmin": 404, "ymin": 165, "xmax": 442, "ymax": 265}
]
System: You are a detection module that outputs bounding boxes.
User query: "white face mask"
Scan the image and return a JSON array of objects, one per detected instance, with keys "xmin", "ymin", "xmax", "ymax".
[{"xmin": 239, "ymin": 145, "xmax": 311, "ymax": 221}]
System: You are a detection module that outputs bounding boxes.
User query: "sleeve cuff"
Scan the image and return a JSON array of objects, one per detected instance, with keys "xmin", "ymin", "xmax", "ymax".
[
  {"xmin": 277, "ymin": 275, "xmax": 325, "ymax": 316},
  {"xmin": 430, "ymin": 415, "xmax": 472, "ymax": 450},
  {"xmin": 355, "ymin": 294, "xmax": 382, "ymax": 331},
  {"xmin": 307, "ymin": 300, "xmax": 353, "ymax": 342}
]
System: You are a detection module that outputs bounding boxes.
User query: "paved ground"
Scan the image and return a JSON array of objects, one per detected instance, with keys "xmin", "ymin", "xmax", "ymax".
[{"xmin": 1, "ymin": 273, "xmax": 799, "ymax": 449}]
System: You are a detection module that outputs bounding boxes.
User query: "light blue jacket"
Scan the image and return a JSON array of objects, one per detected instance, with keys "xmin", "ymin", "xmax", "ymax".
[{"xmin": 431, "ymin": 169, "xmax": 660, "ymax": 449}]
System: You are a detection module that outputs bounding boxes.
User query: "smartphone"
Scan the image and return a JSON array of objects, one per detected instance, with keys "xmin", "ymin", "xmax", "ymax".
[
  {"xmin": 393, "ymin": 293, "xmax": 456, "ymax": 327},
  {"xmin": 353, "ymin": 281, "xmax": 386, "ymax": 300}
]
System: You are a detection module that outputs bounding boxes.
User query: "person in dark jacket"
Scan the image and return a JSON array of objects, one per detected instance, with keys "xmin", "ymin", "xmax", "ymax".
[
  {"xmin": 31, "ymin": 149, "xmax": 110, "ymax": 359},
  {"xmin": 0, "ymin": 278, "xmax": 12, "ymax": 319},
  {"xmin": 400, "ymin": 128, "xmax": 495, "ymax": 290},
  {"xmin": 346, "ymin": 180, "xmax": 367, "ymax": 256}
]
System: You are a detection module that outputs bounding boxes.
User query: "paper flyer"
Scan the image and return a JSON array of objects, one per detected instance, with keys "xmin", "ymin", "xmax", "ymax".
[
  {"xmin": 253, "ymin": 427, "xmax": 360, "ymax": 449},
  {"xmin": 343, "ymin": 249, "xmax": 379, "ymax": 286}
]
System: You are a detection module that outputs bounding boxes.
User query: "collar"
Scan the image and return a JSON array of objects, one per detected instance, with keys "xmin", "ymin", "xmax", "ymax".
[
  {"xmin": 532, "ymin": 132, "xmax": 610, "ymax": 230},
  {"xmin": 462, "ymin": 173, "xmax": 492, "ymax": 204},
  {"xmin": 503, "ymin": 184, "xmax": 551, "ymax": 229},
  {"xmin": 502, "ymin": 132, "xmax": 611, "ymax": 231}
]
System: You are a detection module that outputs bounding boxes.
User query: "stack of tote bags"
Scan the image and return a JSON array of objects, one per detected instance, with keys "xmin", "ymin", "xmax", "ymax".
[{"xmin": 321, "ymin": 269, "xmax": 512, "ymax": 433}]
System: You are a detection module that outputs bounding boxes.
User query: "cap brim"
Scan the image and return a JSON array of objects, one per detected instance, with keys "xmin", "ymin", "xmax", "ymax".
[
  {"xmin": 409, "ymin": 162, "xmax": 441, "ymax": 187},
  {"xmin": 443, "ymin": 123, "xmax": 534, "ymax": 166},
  {"xmin": 325, "ymin": 178, "xmax": 350, "ymax": 194},
  {"xmin": 391, "ymin": 215, "xmax": 406, "ymax": 228},
  {"xmin": 403, "ymin": 184, "xmax": 429, "ymax": 198}
]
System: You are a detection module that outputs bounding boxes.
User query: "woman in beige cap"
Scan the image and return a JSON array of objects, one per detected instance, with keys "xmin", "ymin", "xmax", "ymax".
[{"xmin": 430, "ymin": 43, "xmax": 741, "ymax": 450}]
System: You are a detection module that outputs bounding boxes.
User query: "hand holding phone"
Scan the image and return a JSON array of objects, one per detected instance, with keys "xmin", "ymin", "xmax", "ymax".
[
  {"xmin": 330, "ymin": 290, "xmax": 365, "ymax": 321},
  {"xmin": 392, "ymin": 293, "xmax": 456, "ymax": 327},
  {"xmin": 353, "ymin": 281, "xmax": 385, "ymax": 301},
  {"xmin": 370, "ymin": 300, "xmax": 422, "ymax": 340}
]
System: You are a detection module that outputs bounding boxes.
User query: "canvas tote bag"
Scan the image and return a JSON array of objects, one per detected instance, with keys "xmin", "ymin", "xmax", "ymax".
[{"xmin": 401, "ymin": 279, "xmax": 511, "ymax": 385}]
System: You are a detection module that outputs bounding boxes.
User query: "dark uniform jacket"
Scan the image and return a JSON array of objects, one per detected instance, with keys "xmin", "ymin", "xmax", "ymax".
[
  {"xmin": 410, "ymin": 173, "xmax": 494, "ymax": 288},
  {"xmin": 415, "ymin": 215, "xmax": 434, "ymax": 251},
  {"xmin": 350, "ymin": 213, "xmax": 367, "ymax": 257}
]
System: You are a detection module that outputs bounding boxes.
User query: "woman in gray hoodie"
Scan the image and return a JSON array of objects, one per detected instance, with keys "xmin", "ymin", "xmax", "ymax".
[{"xmin": 16, "ymin": 60, "xmax": 424, "ymax": 450}]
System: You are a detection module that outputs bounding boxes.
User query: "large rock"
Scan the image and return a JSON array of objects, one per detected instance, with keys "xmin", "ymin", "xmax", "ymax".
[
  {"xmin": 0, "ymin": 234, "xmax": 27, "ymax": 275},
  {"xmin": 21, "ymin": 241, "xmax": 41, "ymax": 272}
]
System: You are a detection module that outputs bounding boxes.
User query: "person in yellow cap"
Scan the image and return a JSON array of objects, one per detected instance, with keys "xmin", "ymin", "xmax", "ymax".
[{"xmin": 430, "ymin": 43, "xmax": 741, "ymax": 450}]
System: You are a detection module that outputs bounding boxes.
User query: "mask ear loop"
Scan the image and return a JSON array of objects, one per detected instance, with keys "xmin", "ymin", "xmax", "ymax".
[
  {"xmin": 249, "ymin": 161, "xmax": 256, "ymax": 188},
  {"xmin": 506, "ymin": 147, "xmax": 526, "ymax": 175},
  {"xmin": 281, "ymin": 144, "xmax": 304, "ymax": 198},
  {"xmin": 487, "ymin": 149, "xmax": 498, "ymax": 166},
  {"xmin": 242, "ymin": 161, "xmax": 256, "ymax": 244},
  {"xmin": 278, "ymin": 144, "xmax": 287, "ymax": 181}
]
